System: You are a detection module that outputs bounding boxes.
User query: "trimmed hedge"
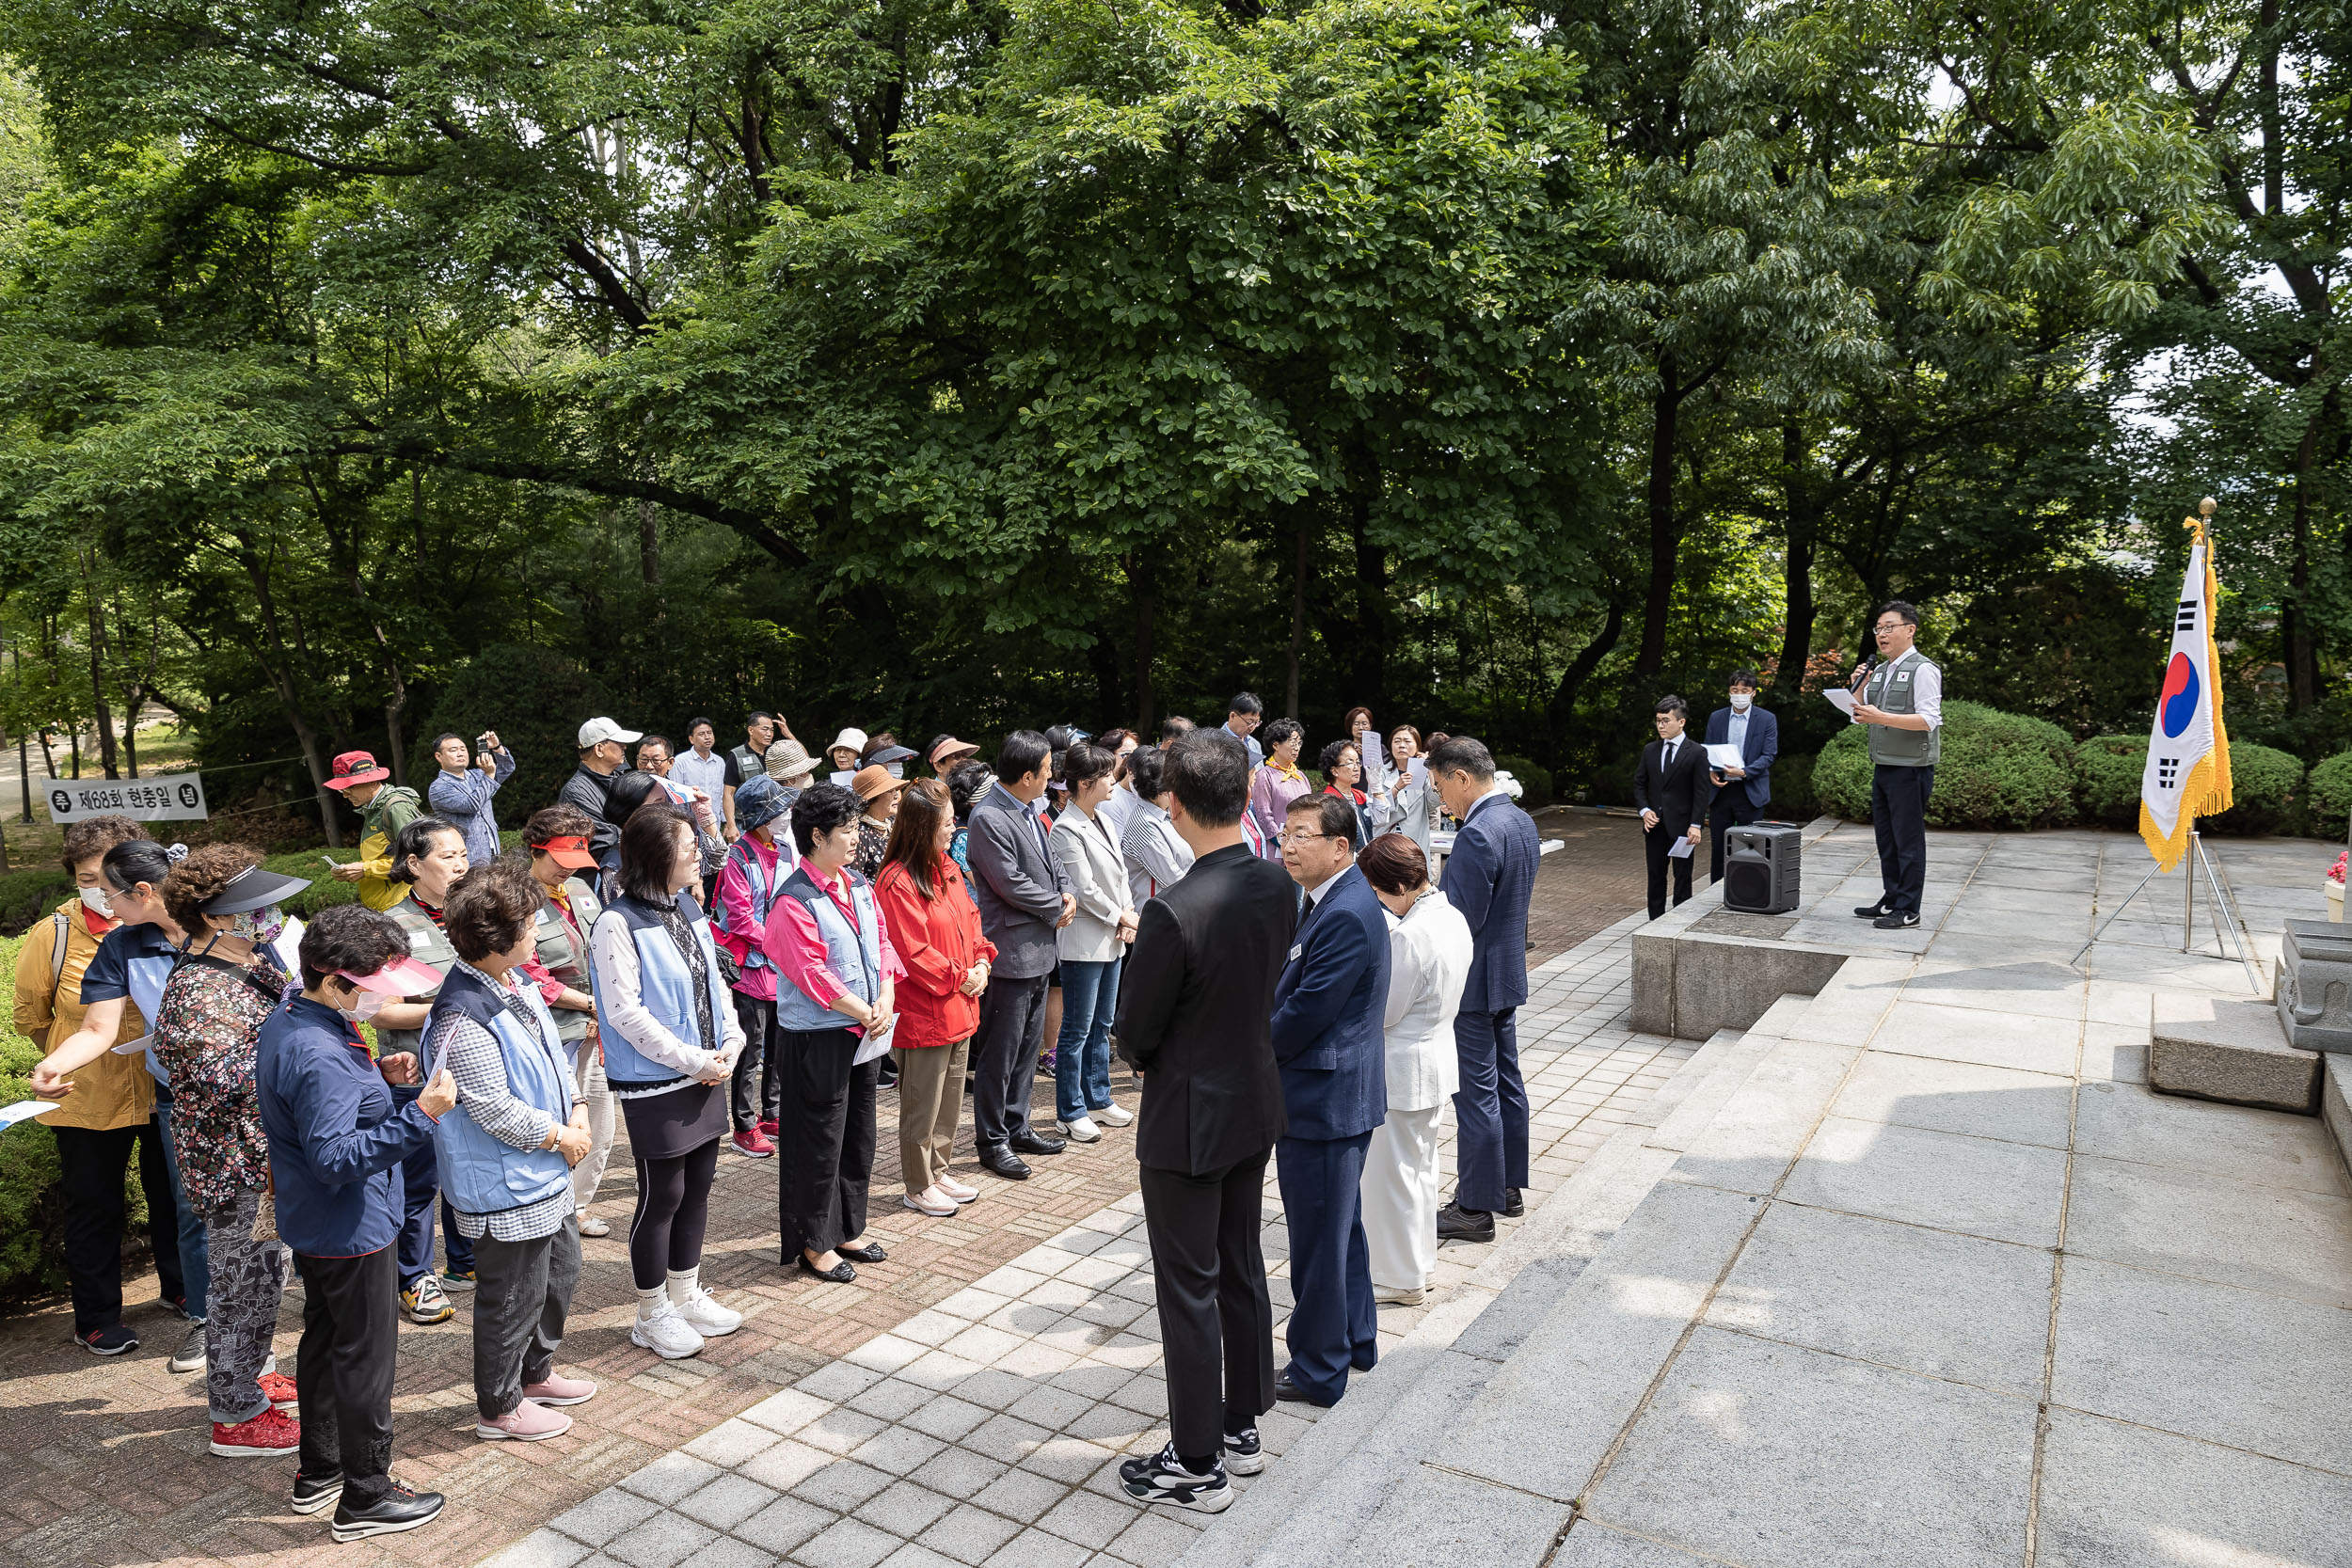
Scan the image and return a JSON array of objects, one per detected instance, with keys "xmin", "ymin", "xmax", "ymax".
[
  {"xmin": 2074, "ymin": 734, "xmax": 2305, "ymax": 836},
  {"xmin": 1495, "ymin": 755, "xmax": 1553, "ymax": 808},
  {"xmin": 2312, "ymin": 751, "xmax": 2352, "ymax": 842},
  {"xmin": 1812, "ymin": 702, "xmax": 2078, "ymax": 830},
  {"xmin": 2074, "ymin": 735, "xmax": 2148, "ymax": 830}
]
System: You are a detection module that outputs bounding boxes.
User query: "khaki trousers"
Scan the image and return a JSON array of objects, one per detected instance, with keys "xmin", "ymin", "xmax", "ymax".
[{"xmin": 894, "ymin": 1037, "xmax": 973, "ymax": 1193}]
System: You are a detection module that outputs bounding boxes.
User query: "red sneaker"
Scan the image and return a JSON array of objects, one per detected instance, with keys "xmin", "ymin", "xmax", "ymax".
[
  {"xmin": 756, "ymin": 1117, "xmax": 780, "ymax": 1141},
  {"xmin": 259, "ymin": 1371, "xmax": 298, "ymax": 1409},
  {"xmin": 731, "ymin": 1128, "xmax": 774, "ymax": 1159},
  {"xmin": 211, "ymin": 1405, "xmax": 301, "ymax": 1458}
]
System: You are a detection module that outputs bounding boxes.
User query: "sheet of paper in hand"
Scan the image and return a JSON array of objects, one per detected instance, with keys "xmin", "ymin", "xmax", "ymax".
[
  {"xmin": 1667, "ymin": 836, "xmax": 1694, "ymax": 860},
  {"xmin": 1705, "ymin": 743, "xmax": 1743, "ymax": 769},
  {"xmin": 1824, "ymin": 688, "xmax": 1857, "ymax": 716},
  {"xmin": 853, "ymin": 1016, "xmax": 897, "ymax": 1066},
  {"xmin": 0, "ymin": 1100, "xmax": 62, "ymax": 1130}
]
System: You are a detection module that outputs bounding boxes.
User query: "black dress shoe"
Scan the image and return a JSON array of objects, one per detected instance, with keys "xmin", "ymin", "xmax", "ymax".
[
  {"xmin": 980, "ymin": 1149, "xmax": 1032, "ymax": 1180},
  {"xmin": 1852, "ymin": 900, "xmax": 1891, "ymax": 919},
  {"xmin": 797, "ymin": 1255, "xmax": 857, "ymax": 1283},
  {"xmin": 837, "ymin": 1242, "xmax": 888, "ymax": 1264},
  {"xmin": 1273, "ymin": 1374, "xmax": 1332, "ymax": 1406},
  {"xmin": 1502, "ymin": 1189, "xmax": 1524, "ymax": 1219},
  {"xmin": 330, "ymin": 1482, "xmax": 445, "ymax": 1544},
  {"xmin": 1009, "ymin": 1131, "xmax": 1067, "ymax": 1156},
  {"xmin": 1436, "ymin": 1202, "xmax": 1496, "ymax": 1243},
  {"xmin": 1874, "ymin": 910, "xmax": 1921, "ymax": 929}
]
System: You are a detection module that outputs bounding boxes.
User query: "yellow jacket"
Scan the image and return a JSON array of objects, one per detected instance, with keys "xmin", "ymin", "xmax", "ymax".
[{"xmin": 11, "ymin": 899, "xmax": 154, "ymax": 1132}]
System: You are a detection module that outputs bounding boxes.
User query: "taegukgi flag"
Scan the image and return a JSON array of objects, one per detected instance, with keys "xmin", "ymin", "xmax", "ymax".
[{"xmin": 2139, "ymin": 504, "xmax": 2233, "ymax": 870}]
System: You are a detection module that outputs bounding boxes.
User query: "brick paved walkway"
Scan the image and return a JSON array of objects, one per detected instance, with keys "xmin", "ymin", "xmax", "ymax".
[{"xmin": 0, "ymin": 810, "xmax": 1650, "ymax": 1568}]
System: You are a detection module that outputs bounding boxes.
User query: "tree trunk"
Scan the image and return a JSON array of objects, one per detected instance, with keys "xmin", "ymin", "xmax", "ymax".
[
  {"xmin": 81, "ymin": 556, "xmax": 119, "ymax": 780},
  {"xmin": 1285, "ymin": 521, "xmax": 1311, "ymax": 719},
  {"xmin": 1775, "ymin": 421, "xmax": 1819, "ymax": 701},
  {"xmin": 236, "ymin": 537, "xmax": 346, "ymax": 847},
  {"xmin": 1086, "ymin": 623, "xmax": 1123, "ymax": 735},
  {"xmin": 1634, "ymin": 352, "xmax": 1685, "ymax": 682},
  {"xmin": 15, "ymin": 736, "xmax": 27, "ymax": 824},
  {"xmin": 1349, "ymin": 497, "xmax": 1390, "ymax": 713},
  {"xmin": 1130, "ymin": 549, "xmax": 1157, "ymax": 735},
  {"xmin": 2287, "ymin": 411, "xmax": 2320, "ymax": 711},
  {"xmin": 1546, "ymin": 598, "xmax": 1624, "ymax": 763},
  {"xmin": 640, "ymin": 498, "xmax": 660, "ymax": 585}
]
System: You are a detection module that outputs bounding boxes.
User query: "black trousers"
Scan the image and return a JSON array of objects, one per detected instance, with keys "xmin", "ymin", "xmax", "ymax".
[
  {"xmin": 1708, "ymin": 791, "xmax": 1760, "ymax": 883},
  {"xmin": 970, "ymin": 972, "xmax": 1050, "ymax": 1152},
  {"xmin": 1871, "ymin": 765, "xmax": 1936, "ymax": 913},
  {"xmin": 777, "ymin": 1027, "xmax": 879, "ymax": 1259},
  {"xmin": 1643, "ymin": 824, "xmax": 1696, "ymax": 919},
  {"xmin": 55, "ymin": 1117, "xmax": 184, "ymax": 1331},
  {"xmin": 294, "ymin": 1243, "xmax": 400, "ymax": 1503},
  {"xmin": 1138, "ymin": 1150, "xmax": 1276, "ymax": 1458},
  {"xmin": 730, "ymin": 992, "xmax": 784, "ymax": 1131}
]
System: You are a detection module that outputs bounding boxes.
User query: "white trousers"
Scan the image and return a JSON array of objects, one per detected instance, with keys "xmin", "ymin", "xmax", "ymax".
[{"xmin": 1362, "ymin": 1103, "xmax": 1446, "ymax": 1291}]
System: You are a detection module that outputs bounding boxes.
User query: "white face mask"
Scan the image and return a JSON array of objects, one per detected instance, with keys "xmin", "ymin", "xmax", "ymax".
[
  {"xmin": 80, "ymin": 885, "xmax": 115, "ymax": 919},
  {"xmin": 1730, "ymin": 692, "xmax": 1754, "ymax": 712},
  {"xmin": 341, "ymin": 987, "xmax": 387, "ymax": 1023}
]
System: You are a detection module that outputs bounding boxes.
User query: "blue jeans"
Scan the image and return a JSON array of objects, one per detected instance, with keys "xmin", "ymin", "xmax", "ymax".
[
  {"xmin": 152, "ymin": 1101, "xmax": 210, "ymax": 1320},
  {"xmin": 1053, "ymin": 958, "xmax": 1120, "ymax": 1124}
]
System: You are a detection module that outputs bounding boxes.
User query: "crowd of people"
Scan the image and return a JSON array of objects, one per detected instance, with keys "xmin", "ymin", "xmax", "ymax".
[{"xmin": 13, "ymin": 691, "xmax": 1539, "ymax": 1539}]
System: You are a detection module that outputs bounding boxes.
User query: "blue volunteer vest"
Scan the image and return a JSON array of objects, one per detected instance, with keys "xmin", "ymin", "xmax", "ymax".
[
  {"xmin": 772, "ymin": 865, "xmax": 883, "ymax": 1033},
  {"xmin": 590, "ymin": 892, "xmax": 733, "ymax": 1086},
  {"xmin": 129, "ymin": 950, "xmax": 177, "ymax": 1086},
  {"xmin": 422, "ymin": 966, "xmax": 574, "ymax": 1216},
  {"xmin": 712, "ymin": 836, "xmax": 782, "ymax": 980}
]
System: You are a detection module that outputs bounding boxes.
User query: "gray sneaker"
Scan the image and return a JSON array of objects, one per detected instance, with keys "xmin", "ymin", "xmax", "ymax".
[{"xmin": 168, "ymin": 1320, "xmax": 207, "ymax": 1374}]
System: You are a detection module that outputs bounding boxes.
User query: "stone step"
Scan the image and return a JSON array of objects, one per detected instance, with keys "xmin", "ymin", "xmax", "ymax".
[
  {"xmin": 1177, "ymin": 1010, "xmax": 1793, "ymax": 1568},
  {"xmin": 2326, "ymin": 1053, "xmax": 2352, "ymax": 1180},
  {"xmin": 2149, "ymin": 989, "xmax": 2321, "ymax": 1114}
]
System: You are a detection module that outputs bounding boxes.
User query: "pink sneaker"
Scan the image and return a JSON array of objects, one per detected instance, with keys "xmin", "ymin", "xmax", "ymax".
[
  {"xmin": 731, "ymin": 1128, "xmax": 775, "ymax": 1159},
  {"xmin": 211, "ymin": 1406, "xmax": 302, "ymax": 1457},
  {"xmin": 259, "ymin": 1370, "xmax": 298, "ymax": 1409},
  {"xmin": 937, "ymin": 1176, "xmax": 978, "ymax": 1204},
  {"xmin": 757, "ymin": 1117, "xmax": 780, "ymax": 1140},
  {"xmin": 476, "ymin": 1400, "xmax": 573, "ymax": 1441},
  {"xmin": 519, "ymin": 1374, "xmax": 597, "ymax": 1406}
]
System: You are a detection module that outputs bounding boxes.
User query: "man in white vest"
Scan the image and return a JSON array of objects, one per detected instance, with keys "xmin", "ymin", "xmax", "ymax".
[{"xmin": 1849, "ymin": 600, "xmax": 1943, "ymax": 929}]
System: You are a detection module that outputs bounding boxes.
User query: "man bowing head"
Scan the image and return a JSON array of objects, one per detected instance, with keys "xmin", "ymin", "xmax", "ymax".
[{"xmin": 1268, "ymin": 793, "xmax": 1390, "ymax": 1408}]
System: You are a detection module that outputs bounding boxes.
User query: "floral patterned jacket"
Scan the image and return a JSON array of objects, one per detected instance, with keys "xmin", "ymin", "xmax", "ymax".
[{"xmin": 151, "ymin": 949, "xmax": 291, "ymax": 1212}]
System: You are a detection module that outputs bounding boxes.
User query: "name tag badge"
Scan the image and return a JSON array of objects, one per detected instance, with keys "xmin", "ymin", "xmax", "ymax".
[
  {"xmin": 1288, "ymin": 943, "xmax": 1304, "ymax": 961},
  {"xmin": 407, "ymin": 929, "xmax": 432, "ymax": 952}
]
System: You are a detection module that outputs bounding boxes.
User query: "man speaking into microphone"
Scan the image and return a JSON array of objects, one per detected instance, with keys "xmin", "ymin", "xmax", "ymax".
[{"xmin": 1849, "ymin": 601, "xmax": 1943, "ymax": 929}]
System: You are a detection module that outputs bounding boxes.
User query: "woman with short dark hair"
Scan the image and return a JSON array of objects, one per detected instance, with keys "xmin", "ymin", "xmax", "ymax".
[
  {"xmin": 255, "ymin": 903, "xmax": 456, "ymax": 1538},
  {"xmin": 588, "ymin": 805, "xmax": 745, "ymax": 1359},
  {"xmin": 374, "ymin": 816, "xmax": 474, "ymax": 1323},
  {"xmin": 1246, "ymin": 719, "xmax": 1310, "ymax": 856},
  {"xmin": 428, "ymin": 865, "xmax": 597, "ymax": 1441},
  {"xmin": 763, "ymin": 783, "xmax": 903, "ymax": 1282},
  {"xmin": 1319, "ymin": 738, "xmax": 1374, "ymax": 850}
]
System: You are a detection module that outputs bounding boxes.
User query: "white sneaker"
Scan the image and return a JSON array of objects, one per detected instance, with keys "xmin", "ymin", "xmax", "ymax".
[
  {"xmin": 1058, "ymin": 1116, "xmax": 1102, "ymax": 1143},
  {"xmin": 630, "ymin": 1301, "xmax": 706, "ymax": 1359},
  {"xmin": 1094, "ymin": 1103, "xmax": 1133, "ymax": 1128},
  {"xmin": 673, "ymin": 1286, "xmax": 742, "ymax": 1338}
]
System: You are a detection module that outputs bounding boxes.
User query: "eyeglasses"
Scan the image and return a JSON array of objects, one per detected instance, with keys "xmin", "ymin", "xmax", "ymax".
[
  {"xmin": 1280, "ymin": 831, "xmax": 1337, "ymax": 847},
  {"xmin": 1873, "ymin": 620, "xmax": 1908, "ymax": 633}
]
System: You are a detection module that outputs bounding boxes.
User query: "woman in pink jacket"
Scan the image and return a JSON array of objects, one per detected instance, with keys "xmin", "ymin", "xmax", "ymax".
[{"xmin": 712, "ymin": 776, "xmax": 797, "ymax": 1160}]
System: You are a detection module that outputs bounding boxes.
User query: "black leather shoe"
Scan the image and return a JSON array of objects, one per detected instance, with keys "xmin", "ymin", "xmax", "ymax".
[
  {"xmin": 837, "ymin": 1242, "xmax": 888, "ymax": 1264},
  {"xmin": 1009, "ymin": 1131, "xmax": 1067, "ymax": 1156},
  {"xmin": 797, "ymin": 1255, "xmax": 857, "ymax": 1283},
  {"xmin": 1273, "ymin": 1374, "xmax": 1332, "ymax": 1406},
  {"xmin": 1874, "ymin": 910, "xmax": 1921, "ymax": 929},
  {"xmin": 980, "ymin": 1149, "xmax": 1032, "ymax": 1180},
  {"xmin": 330, "ymin": 1482, "xmax": 444, "ymax": 1544},
  {"xmin": 1853, "ymin": 900, "xmax": 1891, "ymax": 919},
  {"xmin": 291, "ymin": 1470, "xmax": 344, "ymax": 1516},
  {"xmin": 1502, "ymin": 1189, "xmax": 1524, "ymax": 1218},
  {"xmin": 1437, "ymin": 1202, "xmax": 1496, "ymax": 1243}
]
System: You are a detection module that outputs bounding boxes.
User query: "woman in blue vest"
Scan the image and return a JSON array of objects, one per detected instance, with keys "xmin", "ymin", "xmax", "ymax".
[
  {"xmin": 764, "ymin": 783, "xmax": 903, "ymax": 1284},
  {"xmin": 589, "ymin": 803, "xmax": 746, "ymax": 1359},
  {"xmin": 712, "ymin": 775, "xmax": 794, "ymax": 1160},
  {"xmin": 425, "ymin": 864, "xmax": 600, "ymax": 1440}
]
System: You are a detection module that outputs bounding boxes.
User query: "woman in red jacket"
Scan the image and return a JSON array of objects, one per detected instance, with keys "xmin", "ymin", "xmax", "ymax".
[{"xmin": 873, "ymin": 780, "xmax": 996, "ymax": 1217}]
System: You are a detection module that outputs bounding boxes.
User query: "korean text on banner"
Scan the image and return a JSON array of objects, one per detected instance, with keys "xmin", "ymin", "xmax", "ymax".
[{"xmin": 43, "ymin": 774, "xmax": 210, "ymax": 826}]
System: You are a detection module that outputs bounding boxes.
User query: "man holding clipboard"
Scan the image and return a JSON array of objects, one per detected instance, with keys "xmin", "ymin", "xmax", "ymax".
[{"xmin": 1702, "ymin": 670, "xmax": 1778, "ymax": 884}]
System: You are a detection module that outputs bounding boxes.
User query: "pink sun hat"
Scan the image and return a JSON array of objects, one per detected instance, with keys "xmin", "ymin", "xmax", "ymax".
[{"xmin": 339, "ymin": 955, "xmax": 444, "ymax": 994}]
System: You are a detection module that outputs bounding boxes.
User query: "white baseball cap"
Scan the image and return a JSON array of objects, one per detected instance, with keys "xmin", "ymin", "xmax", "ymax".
[{"xmin": 579, "ymin": 717, "xmax": 644, "ymax": 748}]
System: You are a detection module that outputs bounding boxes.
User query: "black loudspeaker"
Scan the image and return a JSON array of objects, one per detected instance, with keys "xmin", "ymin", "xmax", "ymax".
[{"xmin": 1723, "ymin": 822, "xmax": 1803, "ymax": 914}]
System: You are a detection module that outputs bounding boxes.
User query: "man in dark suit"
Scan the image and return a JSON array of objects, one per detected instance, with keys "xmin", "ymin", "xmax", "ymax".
[
  {"xmin": 1266, "ymin": 793, "xmax": 1390, "ymax": 1407},
  {"xmin": 965, "ymin": 730, "xmax": 1077, "ymax": 1180},
  {"xmin": 1634, "ymin": 695, "xmax": 1708, "ymax": 919},
  {"xmin": 1115, "ymin": 731, "xmax": 1296, "ymax": 1511},
  {"xmin": 1428, "ymin": 736, "xmax": 1540, "ymax": 1243},
  {"xmin": 1703, "ymin": 669, "xmax": 1779, "ymax": 884}
]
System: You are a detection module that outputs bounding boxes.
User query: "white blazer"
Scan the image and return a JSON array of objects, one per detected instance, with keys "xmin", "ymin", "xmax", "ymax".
[
  {"xmin": 1053, "ymin": 804, "xmax": 1136, "ymax": 963},
  {"xmin": 1381, "ymin": 889, "xmax": 1473, "ymax": 1111}
]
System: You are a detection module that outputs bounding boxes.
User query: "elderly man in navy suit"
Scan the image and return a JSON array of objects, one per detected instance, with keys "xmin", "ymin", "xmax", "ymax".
[
  {"xmin": 1703, "ymin": 668, "xmax": 1779, "ymax": 884},
  {"xmin": 1429, "ymin": 736, "xmax": 1540, "ymax": 1244},
  {"xmin": 1267, "ymin": 793, "xmax": 1390, "ymax": 1407}
]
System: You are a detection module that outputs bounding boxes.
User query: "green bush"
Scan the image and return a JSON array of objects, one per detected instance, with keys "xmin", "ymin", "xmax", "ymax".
[
  {"xmin": 0, "ymin": 867, "xmax": 74, "ymax": 936},
  {"xmin": 2311, "ymin": 751, "xmax": 2352, "ymax": 841},
  {"xmin": 1813, "ymin": 701, "xmax": 2078, "ymax": 830},
  {"xmin": 1766, "ymin": 752, "xmax": 1816, "ymax": 821},
  {"xmin": 413, "ymin": 644, "xmax": 613, "ymax": 829},
  {"xmin": 1495, "ymin": 755, "xmax": 1553, "ymax": 808},
  {"xmin": 2074, "ymin": 735, "xmax": 2147, "ymax": 830},
  {"xmin": 2204, "ymin": 742, "xmax": 2305, "ymax": 837}
]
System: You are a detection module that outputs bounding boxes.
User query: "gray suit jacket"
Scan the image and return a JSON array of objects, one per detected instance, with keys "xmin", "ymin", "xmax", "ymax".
[{"xmin": 966, "ymin": 789, "xmax": 1073, "ymax": 979}]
